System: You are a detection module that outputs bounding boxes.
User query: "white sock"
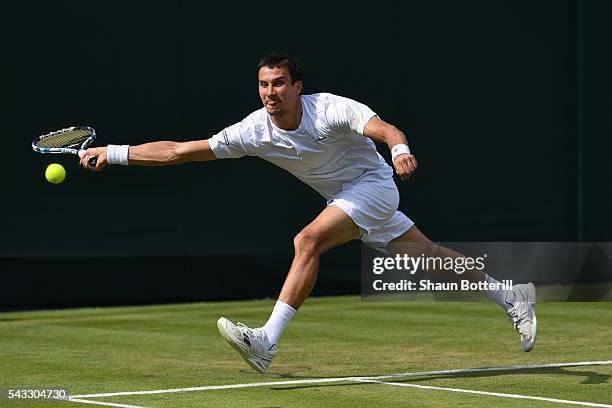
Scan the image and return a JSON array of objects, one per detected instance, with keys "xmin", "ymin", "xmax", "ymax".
[
  {"xmin": 480, "ymin": 274, "xmax": 515, "ymax": 312},
  {"xmin": 262, "ymin": 300, "xmax": 296, "ymax": 346}
]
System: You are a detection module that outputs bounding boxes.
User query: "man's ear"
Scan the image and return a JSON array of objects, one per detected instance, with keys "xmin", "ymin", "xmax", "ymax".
[{"xmin": 296, "ymin": 80, "xmax": 303, "ymax": 95}]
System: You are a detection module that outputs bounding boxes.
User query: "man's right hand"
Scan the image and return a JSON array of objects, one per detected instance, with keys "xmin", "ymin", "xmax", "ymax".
[{"xmin": 79, "ymin": 147, "xmax": 108, "ymax": 172}]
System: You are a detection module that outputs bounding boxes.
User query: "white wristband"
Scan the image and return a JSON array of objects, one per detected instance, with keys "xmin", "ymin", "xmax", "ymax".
[
  {"xmin": 106, "ymin": 144, "xmax": 130, "ymax": 165},
  {"xmin": 391, "ymin": 144, "xmax": 410, "ymax": 162}
]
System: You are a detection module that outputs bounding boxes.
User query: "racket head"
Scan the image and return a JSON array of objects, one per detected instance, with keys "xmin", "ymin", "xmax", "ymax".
[{"xmin": 32, "ymin": 126, "xmax": 96, "ymax": 155}]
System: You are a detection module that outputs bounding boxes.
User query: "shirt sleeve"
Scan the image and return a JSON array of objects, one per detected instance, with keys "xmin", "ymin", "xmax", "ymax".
[
  {"xmin": 325, "ymin": 94, "xmax": 378, "ymax": 135},
  {"xmin": 207, "ymin": 119, "xmax": 253, "ymax": 159}
]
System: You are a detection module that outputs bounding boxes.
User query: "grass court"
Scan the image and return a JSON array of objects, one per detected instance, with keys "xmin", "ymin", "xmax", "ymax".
[{"xmin": 1, "ymin": 296, "xmax": 611, "ymax": 407}]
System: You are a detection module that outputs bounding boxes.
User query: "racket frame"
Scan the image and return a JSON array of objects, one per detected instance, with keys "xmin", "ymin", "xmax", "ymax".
[{"xmin": 31, "ymin": 126, "xmax": 96, "ymax": 156}]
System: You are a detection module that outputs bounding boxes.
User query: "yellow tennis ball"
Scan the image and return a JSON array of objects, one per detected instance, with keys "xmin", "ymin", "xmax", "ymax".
[{"xmin": 45, "ymin": 163, "xmax": 66, "ymax": 184}]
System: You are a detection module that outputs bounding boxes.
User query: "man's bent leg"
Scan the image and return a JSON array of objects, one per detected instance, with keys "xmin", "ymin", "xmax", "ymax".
[
  {"xmin": 278, "ymin": 205, "xmax": 360, "ymax": 309},
  {"xmin": 217, "ymin": 205, "xmax": 360, "ymax": 372},
  {"xmin": 264, "ymin": 205, "xmax": 359, "ymax": 347}
]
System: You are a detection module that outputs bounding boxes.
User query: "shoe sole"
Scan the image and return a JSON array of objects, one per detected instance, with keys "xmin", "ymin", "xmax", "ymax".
[
  {"xmin": 217, "ymin": 318, "xmax": 267, "ymax": 373},
  {"xmin": 524, "ymin": 312, "xmax": 537, "ymax": 352},
  {"xmin": 522, "ymin": 283, "xmax": 537, "ymax": 352}
]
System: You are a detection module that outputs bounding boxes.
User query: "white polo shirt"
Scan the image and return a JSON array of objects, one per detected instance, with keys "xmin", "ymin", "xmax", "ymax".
[{"xmin": 207, "ymin": 93, "xmax": 393, "ymax": 200}]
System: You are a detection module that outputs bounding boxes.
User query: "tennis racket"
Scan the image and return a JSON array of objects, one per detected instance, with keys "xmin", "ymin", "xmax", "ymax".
[{"xmin": 32, "ymin": 126, "xmax": 98, "ymax": 166}]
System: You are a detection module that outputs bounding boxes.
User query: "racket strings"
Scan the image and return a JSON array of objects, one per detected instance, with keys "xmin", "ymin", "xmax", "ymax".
[{"xmin": 36, "ymin": 129, "xmax": 92, "ymax": 148}]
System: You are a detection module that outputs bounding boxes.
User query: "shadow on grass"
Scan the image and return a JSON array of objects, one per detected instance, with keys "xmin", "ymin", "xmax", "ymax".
[
  {"xmin": 268, "ymin": 366, "xmax": 610, "ymax": 391},
  {"xmin": 391, "ymin": 367, "xmax": 609, "ymax": 385}
]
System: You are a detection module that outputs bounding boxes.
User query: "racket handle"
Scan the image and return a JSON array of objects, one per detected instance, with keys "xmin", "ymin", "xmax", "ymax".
[{"xmin": 88, "ymin": 156, "xmax": 98, "ymax": 167}]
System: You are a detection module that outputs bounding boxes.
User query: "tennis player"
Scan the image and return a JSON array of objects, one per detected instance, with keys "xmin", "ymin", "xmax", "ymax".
[{"xmin": 80, "ymin": 52, "xmax": 537, "ymax": 373}]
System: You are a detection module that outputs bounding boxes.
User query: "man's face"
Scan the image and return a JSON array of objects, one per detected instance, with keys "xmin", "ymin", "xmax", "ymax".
[{"xmin": 258, "ymin": 66, "xmax": 302, "ymax": 116}]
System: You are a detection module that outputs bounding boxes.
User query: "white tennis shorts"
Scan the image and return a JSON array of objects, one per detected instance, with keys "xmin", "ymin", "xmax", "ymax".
[{"xmin": 327, "ymin": 173, "xmax": 414, "ymax": 248}]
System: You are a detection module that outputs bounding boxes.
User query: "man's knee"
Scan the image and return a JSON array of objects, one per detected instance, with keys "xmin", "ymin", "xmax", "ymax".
[{"xmin": 293, "ymin": 229, "xmax": 323, "ymax": 257}]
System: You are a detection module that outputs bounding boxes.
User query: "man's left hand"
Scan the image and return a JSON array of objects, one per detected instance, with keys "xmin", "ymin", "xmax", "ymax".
[{"xmin": 393, "ymin": 154, "xmax": 418, "ymax": 181}]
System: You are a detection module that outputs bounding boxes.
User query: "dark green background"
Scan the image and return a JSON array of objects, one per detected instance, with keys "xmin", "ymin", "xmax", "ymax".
[{"xmin": 2, "ymin": 0, "xmax": 610, "ymax": 308}]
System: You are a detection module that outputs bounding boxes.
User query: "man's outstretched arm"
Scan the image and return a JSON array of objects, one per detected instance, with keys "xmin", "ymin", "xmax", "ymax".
[
  {"xmin": 79, "ymin": 139, "xmax": 217, "ymax": 172},
  {"xmin": 363, "ymin": 116, "xmax": 417, "ymax": 181}
]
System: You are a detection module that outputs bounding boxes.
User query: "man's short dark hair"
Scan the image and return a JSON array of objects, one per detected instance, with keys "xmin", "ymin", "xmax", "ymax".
[{"xmin": 257, "ymin": 52, "xmax": 304, "ymax": 84}]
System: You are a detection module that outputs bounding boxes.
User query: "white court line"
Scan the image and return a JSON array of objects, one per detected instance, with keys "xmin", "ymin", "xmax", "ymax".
[
  {"xmin": 67, "ymin": 398, "xmax": 147, "ymax": 408},
  {"xmin": 71, "ymin": 377, "xmax": 359, "ymax": 398},
  {"xmin": 70, "ymin": 360, "xmax": 612, "ymax": 399},
  {"xmin": 357, "ymin": 379, "xmax": 612, "ymax": 408}
]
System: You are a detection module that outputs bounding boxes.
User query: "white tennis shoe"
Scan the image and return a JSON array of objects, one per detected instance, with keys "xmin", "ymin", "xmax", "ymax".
[
  {"xmin": 506, "ymin": 282, "xmax": 537, "ymax": 352},
  {"xmin": 217, "ymin": 317, "xmax": 276, "ymax": 373}
]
